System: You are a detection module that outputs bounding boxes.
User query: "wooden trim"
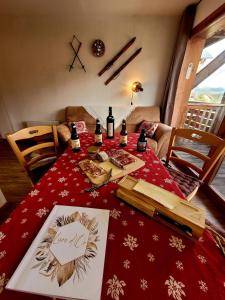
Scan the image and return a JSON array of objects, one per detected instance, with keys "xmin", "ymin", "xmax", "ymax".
[
  {"xmin": 167, "ymin": 128, "xmax": 225, "ymax": 190},
  {"xmin": 10, "ymin": 125, "xmax": 53, "ymax": 141},
  {"xmin": 6, "ymin": 134, "xmax": 26, "ymax": 167},
  {"xmin": 169, "ymin": 156, "xmax": 203, "ymax": 174},
  {"xmin": 27, "ymin": 153, "xmax": 56, "ymax": 167},
  {"xmin": 184, "ymin": 104, "xmax": 225, "ymax": 134},
  {"xmin": 22, "ymin": 142, "xmax": 55, "ymax": 156},
  {"xmin": 171, "ymin": 36, "xmax": 205, "ymax": 128},
  {"xmin": 188, "ymin": 103, "xmax": 225, "ymax": 108},
  {"xmin": 186, "ymin": 186, "xmax": 199, "ymax": 201},
  {"xmin": 175, "ymin": 127, "xmax": 223, "ymax": 145},
  {"xmin": 171, "ymin": 146, "xmax": 210, "ymax": 162},
  {"xmin": 6, "ymin": 125, "xmax": 59, "ymax": 184},
  {"xmin": 53, "ymin": 125, "xmax": 59, "ymax": 151},
  {"xmin": 166, "ymin": 127, "xmax": 176, "ymax": 162},
  {"xmin": 192, "ymin": 4, "xmax": 225, "ymax": 38}
]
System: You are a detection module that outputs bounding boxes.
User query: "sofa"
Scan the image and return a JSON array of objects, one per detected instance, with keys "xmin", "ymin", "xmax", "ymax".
[{"xmin": 65, "ymin": 106, "xmax": 172, "ymax": 159}]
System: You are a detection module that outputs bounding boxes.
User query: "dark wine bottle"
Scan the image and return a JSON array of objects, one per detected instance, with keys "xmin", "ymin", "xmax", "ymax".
[
  {"xmin": 137, "ymin": 128, "xmax": 147, "ymax": 152},
  {"xmin": 106, "ymin": 107, "xmax": 114, "ymax": 139},
  {"xmin": 120, "ymin": 119, "xmax": 128, "ymax": 147},
  {"xmin": 70, "ymin": 123, "xmax": 80, "ymax": 152},
  {"xmin": 95, "ymin": 119, "xmax": 102, "ymax": 146}
]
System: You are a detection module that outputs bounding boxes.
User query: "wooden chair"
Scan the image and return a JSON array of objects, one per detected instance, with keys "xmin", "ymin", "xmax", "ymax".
[
  {"xmin": 165, "ymin": 128, "xmax": 225, "ymax": 201},
  {"xmin": 7, "ymin": 125, "xmax": 59, "ymax": 186}
]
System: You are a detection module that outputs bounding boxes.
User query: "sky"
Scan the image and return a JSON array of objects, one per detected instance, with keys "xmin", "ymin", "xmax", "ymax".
[{"xmin": 197, "ymin": 38, "xmax": 225, "ymax": 89}]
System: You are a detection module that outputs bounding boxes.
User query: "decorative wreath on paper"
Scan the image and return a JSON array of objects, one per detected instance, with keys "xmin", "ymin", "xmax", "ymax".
[{"xmin": 32, "ymin": 211, "xmax": 99, "ymax": 286}]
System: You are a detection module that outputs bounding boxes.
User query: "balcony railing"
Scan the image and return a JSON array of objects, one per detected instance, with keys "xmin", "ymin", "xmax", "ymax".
[{"xmin": 183, "ymin": 102, "xmax": 225, "ymax": 133}]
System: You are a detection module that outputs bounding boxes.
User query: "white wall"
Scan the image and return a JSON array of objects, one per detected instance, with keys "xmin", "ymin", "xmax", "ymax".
[
  {"xmin": 193, "ymin": 0, "xmax": 224, "ymax": 27},
  {"xmin": 0, "ymin": 95, "xmax": 13, "ymax": 137},
  {"xmin": 0, "ymin": 15, "xmax": 178, "ymax": 135}
]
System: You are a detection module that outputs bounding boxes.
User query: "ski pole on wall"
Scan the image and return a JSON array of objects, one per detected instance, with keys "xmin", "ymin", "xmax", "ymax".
[
  {"xmin": 69, "ymin": 35, "xmax": 86, "ymax": 72},
  {"xmin": 104, "ymin": 48, "xmax": 142, "ymax": 85},
  {"xmin": 98, "ymin": 37, "xmax": 136, "ymax": 76}
]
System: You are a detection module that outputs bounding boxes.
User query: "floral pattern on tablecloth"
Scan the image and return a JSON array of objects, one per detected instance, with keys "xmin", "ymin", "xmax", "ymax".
[{"xmin": 0, "ymin": 133, "xmax": 224, "ymax": 300}]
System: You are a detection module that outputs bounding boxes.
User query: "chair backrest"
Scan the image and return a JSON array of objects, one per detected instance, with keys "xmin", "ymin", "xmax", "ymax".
[
  {"xmin": 166, "ymin": 128, "xmax": 225, "ymax": 181},
  {"xmin": 7, "ymin": 125, "xmax": 59, "ymax": 174}
]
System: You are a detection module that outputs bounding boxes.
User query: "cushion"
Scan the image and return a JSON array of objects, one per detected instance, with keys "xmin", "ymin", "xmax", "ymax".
[
  {"xmin": 67, "ymin": 121, "xmax": 88, "ymax": 134},
  {"xmin": 165, "ymin": 166, "xmax": 201, "ymax": 198},
  {"xmin": 137, "ymin": 121, "xmax": 158, "ymax": 138},
  {"xmin": 126, "ymin": 106, "xmax": 160, "ymax": 133},
  {"xmin": 147, "ymin": 138, "xmax": 157, "ymax": 153},
  {"xmin": 65, "ymin": 106, "xmax": 96, "ymax": 132},
  {"xmin": 57, "ymin": 124, "xmax": 71, "ymax": 143},
  {"xmin": 57, "ymin": 121, "xmax": 88, "ymax": 143}
]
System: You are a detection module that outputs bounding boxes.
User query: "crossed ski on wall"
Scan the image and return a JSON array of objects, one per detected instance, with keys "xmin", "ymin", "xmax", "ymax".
[
  {"xmin": 98, "ymin": 37, "xmax": 136, "ymax": 76},
  {"xmin": 104, "ymin": 48, "xmax": 142, "ymax": 85},
  {"xmin": 98, "ymin": 36, "xmax": 142, "ymax": 85}
]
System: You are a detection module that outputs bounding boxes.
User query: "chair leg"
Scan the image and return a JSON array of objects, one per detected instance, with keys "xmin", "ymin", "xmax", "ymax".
[{"xmin": 186, "ymin": 186, "xmax": 199, "ymax": 201}]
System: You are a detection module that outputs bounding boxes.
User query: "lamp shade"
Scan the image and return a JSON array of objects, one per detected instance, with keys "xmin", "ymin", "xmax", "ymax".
[{"xmin": 131, "ymin": 81, "xmax": 143, "ymax": 93}]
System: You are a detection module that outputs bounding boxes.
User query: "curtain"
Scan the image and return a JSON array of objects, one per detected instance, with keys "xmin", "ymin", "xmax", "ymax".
[{"xmin": 161, "ymin": 4, "xmax": 197, "ymax": 125}]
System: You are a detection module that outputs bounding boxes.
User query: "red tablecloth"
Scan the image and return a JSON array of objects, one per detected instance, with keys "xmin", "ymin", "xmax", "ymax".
[{"xmin": 0, "ymin": 133, "xmax": 224, "ymax": 300}]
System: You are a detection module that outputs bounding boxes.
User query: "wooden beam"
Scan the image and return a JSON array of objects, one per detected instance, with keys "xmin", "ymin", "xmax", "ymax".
[
  {"xmin": 193, "ymin": 50, "xmax": 225, "ymax": 88},
  {"xmin": 171, "ymin": 36, "xmax": 205, "ymax": 128},
  {"xmin": 192, "ymin": 4, "xmax": 225, "ymax": 39}
]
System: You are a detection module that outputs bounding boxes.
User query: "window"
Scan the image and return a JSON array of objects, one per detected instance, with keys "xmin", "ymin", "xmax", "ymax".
[{"xmin": 190, "ymin": 38, "xmax": 225, "ymax": 104}]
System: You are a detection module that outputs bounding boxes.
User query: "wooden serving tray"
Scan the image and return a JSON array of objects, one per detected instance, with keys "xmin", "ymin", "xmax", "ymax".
[
  {"xmin": 79, "ymin": 150, "xmax": 145, "ymax": 185},
  {"xmin": 116, "ymin": 175, "xmax": 205, "ymax": 238}
]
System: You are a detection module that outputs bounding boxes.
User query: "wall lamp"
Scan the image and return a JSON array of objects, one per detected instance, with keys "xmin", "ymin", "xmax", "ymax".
[
  {"xmin": 131, "ymin": 81, "xmax": 143, "ymax": 105},
  {"xmin": 131, "ymin": 81, "xmax": 144, "ymax": 93}
]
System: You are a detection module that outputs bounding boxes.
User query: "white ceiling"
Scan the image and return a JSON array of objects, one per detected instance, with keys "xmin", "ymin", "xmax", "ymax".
[{"xmin": 0, "ymin": 0, "xmax": 198, "ymax": 17}]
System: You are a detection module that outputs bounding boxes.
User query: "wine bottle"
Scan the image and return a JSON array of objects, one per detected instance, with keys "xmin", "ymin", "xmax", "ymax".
[
  {"xmin": 106, "ymin": 107, "xmax": 114, "ymax": 139},
  {"xmin": 70, "ymin": 123, "xmax": 80, "ymax": 152},
  {"xmin": 137, "ymin": 128, "xmax": 147, "ymax": 152},
  {"xmin": 95, "ymin": 119, "xmax": 102, "ymax": 146},
  {"xmin": 120, "ymin": 119, "xmax": 128, "ymax": 147}
]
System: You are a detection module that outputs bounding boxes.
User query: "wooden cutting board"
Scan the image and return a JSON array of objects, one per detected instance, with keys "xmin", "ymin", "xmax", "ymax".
[
  {"xmin": 79, "ymin": 150, "xmax": 145, "ymax": 185},
  {"xmin": 116, "ymin": 175, "xmax": 205, "ymax": 238}
]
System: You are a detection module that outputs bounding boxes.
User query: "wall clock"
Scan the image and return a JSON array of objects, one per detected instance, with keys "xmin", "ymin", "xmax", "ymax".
[{"xmin": 92, "ymin": 39, "xmax": 105, "ymax": 57}]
